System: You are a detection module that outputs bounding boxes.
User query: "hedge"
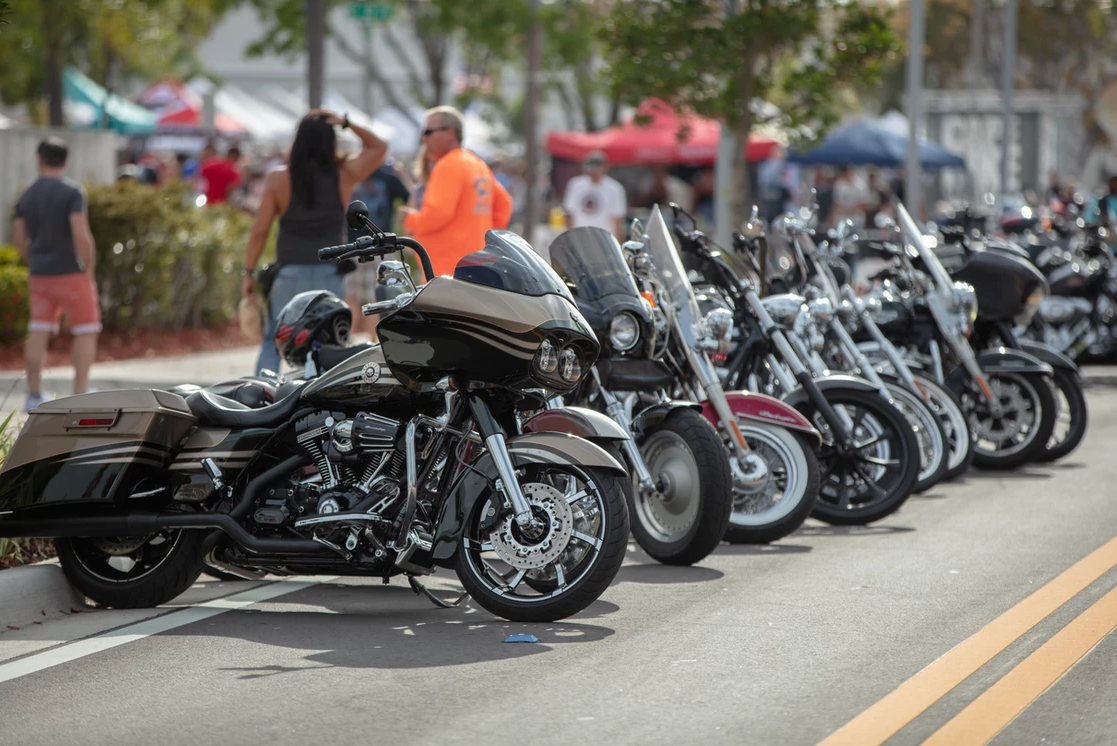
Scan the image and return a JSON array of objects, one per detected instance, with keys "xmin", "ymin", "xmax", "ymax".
[{"xmin": 0, "ymin": 183, "xmax": 254, "ymax": 342}]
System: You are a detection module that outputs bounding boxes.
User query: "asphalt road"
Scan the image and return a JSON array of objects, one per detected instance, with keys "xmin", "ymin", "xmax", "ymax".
[{"xmin": 4, "ymin": 390, "xmax": 1117, "ymax": 746}]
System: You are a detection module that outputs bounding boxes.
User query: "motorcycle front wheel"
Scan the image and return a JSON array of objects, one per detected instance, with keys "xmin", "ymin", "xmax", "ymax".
[
  {"xmin": 911, "ymin": 373, "xmax": 975, "ymax": 482},
  {"xmin": 455, "ymin": 461, "xmax": 629, "ymax": 623},
  {"xmin": 630, "ymin": 409, "xmax": 733, "ymax": 565},
  {"xmin": 882, "ymin": 379, "xmax": 948, "ymax": 493},
  {"xmin": 958, "ymin": 371, "xmax": 1057, "ymax": 470},
  {"xmin": 795, "ymin": 389, "xmax": 921, "ymax": 525},
  {"xmin": 1036, "ymin": 368, "xmax": 1088, "ymax": 462},
  {"xmin": 723, "ymin": 422, "xmax": 820, "ymax": 544}
]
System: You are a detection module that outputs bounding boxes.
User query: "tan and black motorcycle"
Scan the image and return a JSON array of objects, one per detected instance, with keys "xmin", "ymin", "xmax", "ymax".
[{"xmin": 0, "ymin": 202, "xmax": 631, "ymax": 623}]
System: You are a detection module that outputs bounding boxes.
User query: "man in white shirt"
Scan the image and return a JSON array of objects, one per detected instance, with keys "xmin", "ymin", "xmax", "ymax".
[{"xmin": 563, "ymin": 150, "xmax": 627, "ymax": 240}]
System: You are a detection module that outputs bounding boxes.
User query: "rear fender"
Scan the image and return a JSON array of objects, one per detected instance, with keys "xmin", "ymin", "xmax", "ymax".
[
  {"xmin": 779, "ymin": 373, "xmax": 879, "ymax": 410},
  {"xmin": 520, "ymin": 406, "xmax": 628, "ymax": 442},
  {"xmin": 431, "ymin": 432, "xmax": 626, "ymax": 562},
  {"xmin": 702, "ymin": 391, "xmax": 821, "ymax": 447}
]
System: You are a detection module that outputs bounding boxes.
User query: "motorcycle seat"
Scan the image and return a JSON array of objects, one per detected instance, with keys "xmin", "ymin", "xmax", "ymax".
[
  {"xmin": 184, "ymin": 384, "xmax": 306, "ymax": 428},
  {"xmin": 314, "ymin": 343, "xmax": 375, "ymax": 372}
]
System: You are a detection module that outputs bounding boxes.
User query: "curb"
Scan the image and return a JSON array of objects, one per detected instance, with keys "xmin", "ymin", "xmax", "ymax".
[{"xmin": 0, "ymin": 564, "xmax": 86, "ymax": 632}]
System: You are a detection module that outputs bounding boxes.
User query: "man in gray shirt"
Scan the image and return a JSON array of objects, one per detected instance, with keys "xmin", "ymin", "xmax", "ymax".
[{"xmin": 12, "ymin": 137, "xmax": 101, "ymax": 411}]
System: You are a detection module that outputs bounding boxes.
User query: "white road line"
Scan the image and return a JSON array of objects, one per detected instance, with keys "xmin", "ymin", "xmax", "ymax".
[{"xmin": 0, "ymin": 576, "xmax": 336, "ymax": 685}]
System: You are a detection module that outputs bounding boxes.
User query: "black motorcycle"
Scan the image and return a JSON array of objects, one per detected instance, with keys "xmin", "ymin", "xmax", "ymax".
[{"xmin": 0, "ymin": 202, "xmax": 632, "ymax": 623}]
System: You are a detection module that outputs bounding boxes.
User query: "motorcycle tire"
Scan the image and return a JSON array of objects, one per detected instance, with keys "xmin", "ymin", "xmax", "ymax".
[
  {"xmin": 911, "ymin": 373, "xmax": 975, "ymax": 482},
  {"xmin": 796, "ymin": 388, "xmax": 921, "ymax": 525},
  {"xmin": 630, "ymin": 409, "xmax": 733, "ymax": 565},
  {"xmin": 723, "ymin": 424, "xmax": 820, "ymax": 544},
  {"xmin": 961, "ymin": 371, "xmax": 1058, "ymax": 470},
  {"xmin": 882, "ymin": 378, "xmax": 949, "ymax": 494},
  {"xmin": 1035, "ymin": 368, "xmax": 1088, "ymax": 462},
  {"xmin": 455, "ymin": 462, "xmax": 629, "ymax": 623},
  {"xmin": 55, "ymin": 529, "xmax": 208, "ymax": 609}
]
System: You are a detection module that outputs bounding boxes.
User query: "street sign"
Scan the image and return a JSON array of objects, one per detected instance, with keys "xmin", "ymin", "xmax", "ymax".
[{"xmin": 348, "ymin": 2, "xmax": 394, "ymax": 22}]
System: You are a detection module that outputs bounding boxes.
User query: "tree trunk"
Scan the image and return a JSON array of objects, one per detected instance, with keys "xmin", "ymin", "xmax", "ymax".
[
  {"xmin": 45, "ymin": 45, "xmax": 64, "ymax": 127},
  {"xmin": 729, "ymin": 64, "xmax": 755, "ymax": 230},
  {"xmin": 306, "ymin": 0, "xmax": 325, "ymax": 109},
  {"xmin": 522, "ymin": 0, "xmax": 542, "ymax": 245}
]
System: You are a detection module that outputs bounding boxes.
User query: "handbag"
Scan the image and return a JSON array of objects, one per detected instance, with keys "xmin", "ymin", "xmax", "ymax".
[{"xmin": 257, "ymin": 262, "xmax": 282, "ymax": 299}]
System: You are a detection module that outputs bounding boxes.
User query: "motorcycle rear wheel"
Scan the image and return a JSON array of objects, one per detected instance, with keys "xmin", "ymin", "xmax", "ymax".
[{"xmin": 56, "ymin": 529, "xmax": 207, "ymax": 609}]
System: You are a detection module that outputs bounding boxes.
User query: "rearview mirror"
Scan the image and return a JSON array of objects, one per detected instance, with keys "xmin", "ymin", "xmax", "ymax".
[
  {"xmin": 347, "ymin": 200, "xmax": 371, "ymax": 230},
  {"xmin": 740, "ymin": 205, "xmax": 764, "ymax": 240}
]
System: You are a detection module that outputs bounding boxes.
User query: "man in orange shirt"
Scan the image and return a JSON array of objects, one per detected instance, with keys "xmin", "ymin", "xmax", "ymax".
[{"xmin": 399, "ymin": 106, "xmax": 512, "ymax": 276}]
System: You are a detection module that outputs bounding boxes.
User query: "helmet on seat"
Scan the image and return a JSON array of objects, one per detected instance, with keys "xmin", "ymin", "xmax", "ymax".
[{"xmin": 274, "ymin": 290, "xmax": 351, "ymax": 367}]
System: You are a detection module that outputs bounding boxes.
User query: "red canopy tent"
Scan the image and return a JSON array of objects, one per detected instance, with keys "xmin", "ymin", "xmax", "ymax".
[
  {"xmin": 136, "ymin": 79, "xmax": 248, "ymax": 135},
  {"xmin": 545, "ymin": 99, "xmax": 781, "ymax": 165}
]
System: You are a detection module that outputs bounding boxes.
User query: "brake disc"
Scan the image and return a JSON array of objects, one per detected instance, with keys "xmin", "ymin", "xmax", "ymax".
[{"xmin": 489, "ymin": 483, "xmax": 574, "ymax": 570}]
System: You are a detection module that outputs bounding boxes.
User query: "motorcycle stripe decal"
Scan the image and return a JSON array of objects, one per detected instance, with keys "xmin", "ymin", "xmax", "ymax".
[
  {"xmin": 53, "ymin": 444, "xmax": 170, "ymax": 463},
  {"xmin": 452, "ymin": 328, "xmax": 535, "ymax": 360},
  {"xmin": 70, "ymin": 457, "xmax": 168, "ymax": 468},
  {"xmin": 174, "ymin": 450, "xmax": 258, "ymax": 459}
]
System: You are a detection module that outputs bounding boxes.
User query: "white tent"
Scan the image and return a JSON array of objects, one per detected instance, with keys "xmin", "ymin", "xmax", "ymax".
[
  {"xmin": 187, "ymin": 79, "xmax": 301, "ymax": 144},
  {"xmin": 255, "ymin": 85, "xmax": 401, "ymax": 154}
]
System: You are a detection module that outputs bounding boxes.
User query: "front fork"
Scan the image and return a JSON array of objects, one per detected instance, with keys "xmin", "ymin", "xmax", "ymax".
[
  {"xmin": 468, "ymin": 396, "xmax": 537, "ymax": 529},
  {"xmin": 592, "ymin": 373, "xmax": 656, "ymax": 494}
]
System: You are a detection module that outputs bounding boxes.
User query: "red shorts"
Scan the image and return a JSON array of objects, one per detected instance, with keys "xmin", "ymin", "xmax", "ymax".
[{"xmin": 29, "ymin": 273, "xmax": 102, "ymax": 335}]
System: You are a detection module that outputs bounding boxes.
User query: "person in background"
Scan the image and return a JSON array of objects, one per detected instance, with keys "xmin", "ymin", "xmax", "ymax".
[
  {"xmin": 201, "ymin": 144, "xmax": 242, "ymax": 206},
  {"xmin": 831, "ymin": 165, "xmax": 865, "ymax": 228},
  {"xmin": 397, "ymin": 106, "xmax": 512, "ymax": 276},
  {"xmin": 345, "ymin": 159, "xmax": 411, "ymax": 340},
  {"xmin": 864, "ymin": 170, "xmax": 892, "ymax": 228},
  {"xmin": 408, "ymin": 144, "xmax": 434, "ymax": 211},
  {"xmin": 11, "ymin": 137, "xmax": 101, "ymax": 411},
  {"xmin": 638, "ymin": 165, "xmax": 695, "ymax": 214},
  {"xmin": 562, "ymin": 150, "xmax": 627, "ymax": 240},
  {"xmin": 241, "ymin": 110, "xmax": 388, "ymax": 375},
  {"xmin": 1086, "ymin": 174, "xmax": 1117, "ymax": 226}
]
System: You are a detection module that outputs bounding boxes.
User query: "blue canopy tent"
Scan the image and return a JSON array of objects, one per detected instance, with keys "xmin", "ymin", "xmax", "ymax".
[
  {"xmin": 786, "ymin": 118, "xmax": 965, "ymax": 169},
  {"xmin": 63, "ymin": 67, "xmax": 157, "ymax": 135}
]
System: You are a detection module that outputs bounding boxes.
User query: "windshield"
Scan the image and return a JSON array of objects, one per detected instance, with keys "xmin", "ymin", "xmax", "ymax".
[
  {"xmin": 644, "ymin": 204, "xmax": 704, "ymax": 346},
  {"xmin": 549, "ymin": 227, "xmax": 641, "ymax": 303},
  {"xmin": 895, "ymin": 201, "xmax": 954, "ymax": 302},
  {"xmin": 454, "ymin": 230, "xmax": 574, "ymax": 302}
]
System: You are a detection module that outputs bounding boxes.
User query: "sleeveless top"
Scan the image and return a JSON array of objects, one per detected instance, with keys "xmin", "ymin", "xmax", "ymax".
[{"xmin": 276, "ymin": 167, "xmax": 346, "ymax": 265}]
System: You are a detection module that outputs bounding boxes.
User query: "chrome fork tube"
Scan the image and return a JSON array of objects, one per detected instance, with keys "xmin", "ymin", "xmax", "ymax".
[
  {"xmin": 829, "ymin": 317, "xmax": 890, "ymax": 396},
  {"xmin": 467, "ymin": 397, "xmax": 534, "ymax": 527},
  {"xmin": 593, "ymin": 369, "xmax": 655, "ymax": 492}
]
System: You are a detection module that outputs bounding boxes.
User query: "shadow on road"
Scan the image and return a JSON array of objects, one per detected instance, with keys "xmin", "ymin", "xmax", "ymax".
[
  {"xmin": 963, "ymin": 468, "xmax": 1053, "ymax": 481},
  {"xmin": 795, "ymin": 524, "xmax": 915, "ymax": 538},
  {"xmin": 170, "ymin": 583, "xmax": 617, "ymax": 673},
  {"xmin": 715, "ymin": 543, "xmax": 812, "ymax": 556},
  {"xmin": 614, "ymin": 563, "xmax": 725, "ymax": 584}
]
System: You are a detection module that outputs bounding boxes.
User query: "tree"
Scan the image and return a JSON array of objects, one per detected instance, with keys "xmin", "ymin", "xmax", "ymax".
[
  {"xmin": 600, "ymin": 0, "xmax": 901, "ymax": 218},
  {"xmin": 0, "ymin": 0, "xmax": 228, "ymax": 125},
  {"xmin": 0, "ymin": 1, "xmax": 11, "ymax": 31}
]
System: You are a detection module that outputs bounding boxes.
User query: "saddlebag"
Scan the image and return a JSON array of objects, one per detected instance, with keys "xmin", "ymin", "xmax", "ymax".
[{"xmin": 0, "ymin": 390, "xmax": 196, "ymax": 513}]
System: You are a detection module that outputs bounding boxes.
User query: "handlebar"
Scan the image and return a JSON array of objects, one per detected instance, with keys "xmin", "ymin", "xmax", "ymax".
[{"xmin": 318, "ymin": 233, "xmax": 436, "ymax": 283}]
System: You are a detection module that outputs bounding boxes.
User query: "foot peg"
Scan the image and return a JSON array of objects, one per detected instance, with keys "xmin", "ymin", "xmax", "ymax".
[{"xmin": 408, "ymin": 576, "xmax": 469, "ymax": 609}]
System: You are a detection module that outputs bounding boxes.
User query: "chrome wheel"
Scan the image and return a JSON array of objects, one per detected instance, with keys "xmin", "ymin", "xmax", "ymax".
[
  {"xmin": 634, "ymin": 429, "xmax": 701, "ymax": 543},
  {"xmin": 732, "ymin": 423, "xmax": 806, "ymax": 525}
]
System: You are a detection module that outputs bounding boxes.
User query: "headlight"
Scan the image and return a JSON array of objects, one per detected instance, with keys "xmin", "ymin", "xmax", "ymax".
[
  {"xmin": 608, "ymin": 312, "xmax": 640, "ymax": 352},
  {"xmin": 806, "ymin": 297, "xmax": 835, "ymax": 324},
  {"xmin": 951, "ymin": 282, "xmax": 978, "ymax": 324},
  {"xmin": 535, "ymin": 338, "xmax": 558, "ymax": 374},
  {"xmin": 704, "ymin": 308, "xmax": 734, "ymax": 341},
  {"xmin": 559, "ymin": 347, "xmax": 582, "ymax": 383}
]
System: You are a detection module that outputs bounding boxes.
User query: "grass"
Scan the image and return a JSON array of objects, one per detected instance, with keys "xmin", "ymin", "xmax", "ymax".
[{"xmin": 0, "ymin": 411, "xmax": 55, "ymax": 570}]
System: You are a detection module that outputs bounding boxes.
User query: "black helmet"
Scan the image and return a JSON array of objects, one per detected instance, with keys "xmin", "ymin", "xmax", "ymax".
[{"xmin": 274, "ymin": 290, "xmax": 351, "ymax": 367}]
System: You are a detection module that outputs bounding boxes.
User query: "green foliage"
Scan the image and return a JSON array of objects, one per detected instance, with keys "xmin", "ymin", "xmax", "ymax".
[
  {"xmin": 87, "ymin": 182, "xmax": 252, "ymax": 332},
  {"xmin": 0, "ymin": 0, "xmax": 228, "ymax": 114},
  {"xmin": 0, "ymin": 1, "xmax": 11, "ymax": 32},
  {"xmin": 0, "ymin": 264, "xmax": 29, "ymax": 344},
  {"xmin": 0, "ymin": 245, "xmax": 23, "ymax": 266}
]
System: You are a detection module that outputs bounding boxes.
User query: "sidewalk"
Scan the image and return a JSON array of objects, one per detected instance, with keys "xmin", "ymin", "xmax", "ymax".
[{"xmin": 0, "ymin": 346, "xmax": 260, "ymax": 416}]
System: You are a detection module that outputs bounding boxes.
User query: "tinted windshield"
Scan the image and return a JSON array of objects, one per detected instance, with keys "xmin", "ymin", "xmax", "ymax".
[
  {"xmin": 644, "ymin": 205, "xmax": 705, "ymax": 346},
  {"xmin": 454, "ymin": 230, "xmax": 574, "ymax": 302},
  {"xmin": 549, "ymin": 227, "xmax": 641, "ymax": 302}
]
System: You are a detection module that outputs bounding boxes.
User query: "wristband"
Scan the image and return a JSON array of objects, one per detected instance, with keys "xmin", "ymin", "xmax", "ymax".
[{"xmin": 342, "ymin": 114, "xmax": 350, "ymax": 130}]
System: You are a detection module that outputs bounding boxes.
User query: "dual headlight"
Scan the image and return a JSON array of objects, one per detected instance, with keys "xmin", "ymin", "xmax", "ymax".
[{"xmin": 535, "ymin": 339, "xmax": 583, "ymax": 383}]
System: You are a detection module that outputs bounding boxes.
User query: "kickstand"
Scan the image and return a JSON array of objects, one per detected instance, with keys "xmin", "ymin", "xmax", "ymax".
[{"xmin": 408, "ymin": 576, "xmax": 470, "ymax": 609}]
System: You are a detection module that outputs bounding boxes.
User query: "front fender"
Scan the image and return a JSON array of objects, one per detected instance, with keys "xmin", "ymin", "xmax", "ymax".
[
  {"xmin": 974, "ymin": 347, "xmax": 1054, "ymax": 375},
  {"xmin": 703, "ymin": 391, "xmax": 821, "ymax": 447},
  {"xmin": 521, "ymin": 406, "xmax": 628, "ymax": 441},
  {"xmin": 632, "ymin": 400, "xmax": 703, "ymax": 439},
  {"xmin": 779, "ymin": 373, "xmax": 879, "ymax": 410},
  {"xmin": 1011, "ymin": 340, "xmax": 1078, "ymax": 373},
  {"xmin": 431, "ymin": 432, "xmax": 627, "ymax": 562}
]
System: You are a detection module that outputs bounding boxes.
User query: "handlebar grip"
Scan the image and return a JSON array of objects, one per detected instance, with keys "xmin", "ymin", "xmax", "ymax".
[{"xmin": 318, "ymin": 243, "xmax": 354, "ymax": 261}]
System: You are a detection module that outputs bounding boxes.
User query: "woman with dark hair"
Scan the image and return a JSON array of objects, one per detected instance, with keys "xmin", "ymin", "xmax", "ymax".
[{"xmin": 241, "ymin": 109, "xmax": 387, "ymax": 375}]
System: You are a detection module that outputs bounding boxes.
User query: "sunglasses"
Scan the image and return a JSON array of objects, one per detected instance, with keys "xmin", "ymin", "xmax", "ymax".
[{"xmin": 422, "ymin": 126, "xmax": 452, "ymax": 137}]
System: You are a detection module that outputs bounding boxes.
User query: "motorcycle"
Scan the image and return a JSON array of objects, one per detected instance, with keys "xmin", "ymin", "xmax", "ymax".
[
  {"xmin": 672, "ymin": 206, "xmax": 921, "ymax": 525},
  {"xmin": 625, "ymin": 208, "xmax": 822, "ymax": 545},
  {"xmin": 547, "ymin": 225, "xmax": 734, "ymax": 562},
  {"xmin": 860, "ymin": 203, "xmax": 1058, "ymax": 470},
  {"xmin": 764, "ymin": 214, "xmax": 952, "ymax": 493},
  {"xmin": 0, "ymin": 201, "xmax": 632, "ymax": 623}
]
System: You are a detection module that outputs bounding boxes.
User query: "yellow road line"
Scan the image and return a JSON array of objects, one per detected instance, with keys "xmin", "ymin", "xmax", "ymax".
[
  {"xmin": 922, "ymin": 582, "xmax": 1117, "ymax": 745},
  {"xmin": 817, "ymin": 534, "xmax": 1117, "ymax": 746}
]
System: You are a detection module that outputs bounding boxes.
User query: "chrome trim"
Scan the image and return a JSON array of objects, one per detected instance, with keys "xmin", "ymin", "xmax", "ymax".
[{"xmin": 485, "ymin": 432, "xmax": 534, "ymax": 526}]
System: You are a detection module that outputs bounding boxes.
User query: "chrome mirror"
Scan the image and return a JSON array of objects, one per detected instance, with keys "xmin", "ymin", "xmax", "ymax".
[{"xmin": 740, "ymin": 205, "xmax": 764, "ymax": 240}]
